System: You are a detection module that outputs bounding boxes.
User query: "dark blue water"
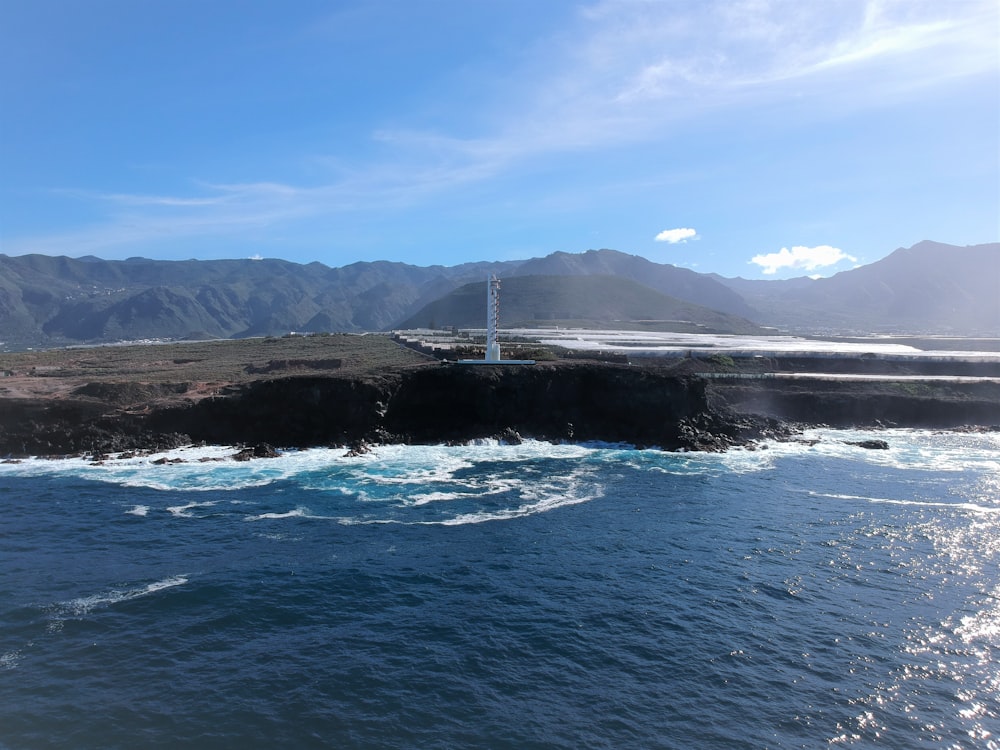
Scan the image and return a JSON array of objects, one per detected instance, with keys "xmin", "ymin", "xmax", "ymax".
[{"xmin": 2, "ymin": 430, "xmax": 998, "ymax": 749}]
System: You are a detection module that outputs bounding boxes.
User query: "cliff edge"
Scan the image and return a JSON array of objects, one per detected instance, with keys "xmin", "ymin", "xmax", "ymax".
[
  {"xmin": 0, "ymin": 363, "xmax": 785, "ymax": 456},
  {"xmin": 2, "ymin": 335, "xmax": 997, "ymax": 458}
]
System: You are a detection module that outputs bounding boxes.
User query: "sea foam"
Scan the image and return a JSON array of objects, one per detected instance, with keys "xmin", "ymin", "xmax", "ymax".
[
  {"xmin": 3, "ymin": 431, "xmax": 998, "ymax": 526},
  {"xmin": 50, "ymin": 575, "xmax": 189, "ymax": 621}
]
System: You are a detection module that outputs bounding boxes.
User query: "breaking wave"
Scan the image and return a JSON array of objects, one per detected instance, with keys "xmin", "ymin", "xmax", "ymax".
[
  {"xmin": 2, "ymin": 430, "xmax": 997, "ymax": 526},
  {"xmin": 44, "ymin": 576, "xmax": 189, "ymax": 632}
]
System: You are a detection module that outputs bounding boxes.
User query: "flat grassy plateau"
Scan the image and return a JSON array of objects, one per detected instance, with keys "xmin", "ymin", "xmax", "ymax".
[{"xmin": 0, "ymin": 334, "xmax": 433, "ymax": 404}]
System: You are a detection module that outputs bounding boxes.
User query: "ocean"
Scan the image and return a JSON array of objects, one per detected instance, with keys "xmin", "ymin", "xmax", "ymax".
[{"xmin": 1, "ymin": 428, "xmax": 997, "ymax": 749}]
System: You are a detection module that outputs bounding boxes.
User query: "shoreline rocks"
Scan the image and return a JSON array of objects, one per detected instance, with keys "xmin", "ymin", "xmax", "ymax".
[
  {"xmin": 2, "ymin": 362, "xmax": 999, "ymax": 459},
  {"xmin": 845, "ymin": 439, "xmax": 890, "ymax": 450}
]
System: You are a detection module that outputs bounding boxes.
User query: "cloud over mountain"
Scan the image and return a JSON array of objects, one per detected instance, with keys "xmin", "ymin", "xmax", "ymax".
[{"xmin": 751, "ymin": 245, "xmax": 857, "ymax": 275}]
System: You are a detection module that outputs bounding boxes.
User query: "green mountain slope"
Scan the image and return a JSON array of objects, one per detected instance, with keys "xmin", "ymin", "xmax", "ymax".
[
  {"xmin": 0, "ymin": 254, "xmax": 515, "ymax": 348},
  {"xmin": 514, "ymin": 249, "xmax": 755, "ymax": 318},
  {"xmin": 397, "ymin": 275, "xmax": 763, "ymax": 334}
]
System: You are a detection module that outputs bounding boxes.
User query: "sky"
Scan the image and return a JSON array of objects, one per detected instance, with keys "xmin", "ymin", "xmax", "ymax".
[{"xmin": 1, "ymin": 0, "xmax": 997, "ymax": 279}]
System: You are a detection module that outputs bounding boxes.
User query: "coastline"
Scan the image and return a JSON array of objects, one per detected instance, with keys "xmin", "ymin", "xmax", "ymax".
[
  {"xmin": 3, "ymin": 336, "xmax": 999, "ymax": 460},
  {"xmin": 0, "ymin": 363, "xmax": 786, "ymax": 457}
]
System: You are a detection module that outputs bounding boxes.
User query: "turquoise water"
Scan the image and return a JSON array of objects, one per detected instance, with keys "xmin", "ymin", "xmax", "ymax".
[{"xmin": 2, "ymin": 429, "xmax": 998, "ymax": 748}]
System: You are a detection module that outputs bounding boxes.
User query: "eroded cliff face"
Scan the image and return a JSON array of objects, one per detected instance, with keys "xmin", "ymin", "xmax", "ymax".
[
  {"xmin": 5, "ymin": 362, "xmax": 995, "ymax": 458},
  {"xmin": 0, "ymin": 398, "xmax": 136, "ymax": 457},
  {"xmin": 147, "ymin": 375, "xmax": 397, "ymax": 448},
  {"xmin": 381, "ymin": 364, "xmax": 706, "ymax": 445},
  {"xmin": 709, "ymin": 379, "xmax": 1000, "ymax": 428},
  {"xmin": 144, "ymin": 363, "xmax": 713, "ymax": 449},
  {"xmin": 0, "ymin": 363, "xmax": 738, "ymax": 456}
]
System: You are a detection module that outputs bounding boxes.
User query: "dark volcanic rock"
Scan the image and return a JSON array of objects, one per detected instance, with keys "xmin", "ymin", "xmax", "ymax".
[
  {"xmin": 6, "ymin": 360, "xmax": 997, "ymax": 457},
  {"xmin": 0, "ymin": 394, "xmax": 189, "ymax": 457},
  {"xmin": 381, "ymin": 364, "xmax": 707, "ymax": 447},
  {"xmin": 497, "ymin": 427, "xmax": 523, "ymax": 445},
  {"xmin": 147, "ymin": 376, "xmax": 395, "ymax": 448},
  {"xmin": 343, "ymin": 439, "xmax": 372, "ymax": 457},
  {"xmin": 136, "ymin": 363, "xmax": 731, "ymax": 451},
  {"xmin": 845, "ymin": 439, "xmax": 890, "ymax": 450},
  {"xmin": 232, "ymin": 443, "xmax": 279, "ymax": 461},
  {"xmin": 709, "ymin": 379, "xmax": 1000, "ymax": 429},
  {"xmin": 1, "ymin": 363, "xmax": 763, "ymax": 455}
]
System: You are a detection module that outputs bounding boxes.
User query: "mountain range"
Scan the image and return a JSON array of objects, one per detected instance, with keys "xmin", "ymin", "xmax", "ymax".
[
  {"xmin": 0, "ymin": 240, "xmax": 996, "ymax": 350},
  {"xmin": 397, "ymin": 275, "xmax": 761, "ymax": 334}
]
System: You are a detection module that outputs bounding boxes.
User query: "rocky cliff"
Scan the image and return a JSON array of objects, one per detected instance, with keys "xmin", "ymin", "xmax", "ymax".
[
  {"xmin": 0, "ymin": 363, "xmax": 784, "ymax": 457},
  {"xmin": 709, "ymin": 377, "xmax": 1000, "ymax": 428},
  {"xmin": 3, "ymin": 361, "xmax": 998, "ymax": 459}
]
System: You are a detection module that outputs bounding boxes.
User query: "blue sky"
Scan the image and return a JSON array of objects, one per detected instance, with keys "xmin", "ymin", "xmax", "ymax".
[{"xmin": 1, "ymin": 0, "xmax": 997, "ymax": 278}]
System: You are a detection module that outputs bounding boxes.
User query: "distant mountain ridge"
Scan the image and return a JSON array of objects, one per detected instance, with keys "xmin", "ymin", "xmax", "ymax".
[
  {"xmin": 0, "ymin": 241, "xmax": 995, "ymax": 349},
  {"xmin": 397, "ymin": 275, "xmax": 762, "ymax": 334},
  {"xmin": 0, "ymin": 254, "xmax": 518, "ymax": 348},
  {"xmin": 716, "ymin": 241, "xmax": 1000, "ymax": 334},
  {"xmin": 509, "ymin": 249, "xmax": 755, "ymax": 318}
]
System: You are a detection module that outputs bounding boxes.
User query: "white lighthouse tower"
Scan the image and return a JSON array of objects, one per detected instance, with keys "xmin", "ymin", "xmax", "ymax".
[
  {"xmin": 486, "ymin": 274, "xmax": 501, "ymax": 362},
  {"xmin": 457, "ymin": 274, "xmax": 534, "ymax": 365}
]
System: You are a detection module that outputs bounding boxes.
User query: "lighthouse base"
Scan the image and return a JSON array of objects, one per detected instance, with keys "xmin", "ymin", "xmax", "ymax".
[{"xmin": 456, "ymin": 359, "xmax": 536, "ymax": 365}]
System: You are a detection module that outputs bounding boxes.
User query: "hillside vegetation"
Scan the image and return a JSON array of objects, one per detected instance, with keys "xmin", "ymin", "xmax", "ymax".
[{"xmin": 398, "ymin": 275, "xmax": 762, "ymax": 334}]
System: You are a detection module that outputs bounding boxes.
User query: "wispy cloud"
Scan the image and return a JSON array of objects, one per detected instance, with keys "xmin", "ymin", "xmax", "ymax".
[
  {"xmin": 54, "ymin": 188, "xmax": 225, "ymax": 208},
  {"xmin": 366, "ymin": 0, "xmax": 998, "ymax": 184},
  {"xmin": 750, "ymin": 245, "xmax": 857, "ymax": 275},
  {"xmin": 4, "ymin": 182, "xmax": 325, "ymax": 256},
  {"xmin": 3, "ymin": 164, "xmax": 511, "ymax": 256},
  {"xmin": 593, "ymin": 0, "xmax": 997, "ymax": 99},
  {"xmin": 4, "ymin": 1, "xmax": 995, "ymax": 258},
  {"xmin": 379, "ymin": 0, "xmax": 995, "ymax": 207}
]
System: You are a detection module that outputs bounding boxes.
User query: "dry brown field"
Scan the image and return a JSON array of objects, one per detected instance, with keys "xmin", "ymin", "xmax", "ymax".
[{"xmin": 0, "ymin": 334, "xmax": 433, "ymax": 402}]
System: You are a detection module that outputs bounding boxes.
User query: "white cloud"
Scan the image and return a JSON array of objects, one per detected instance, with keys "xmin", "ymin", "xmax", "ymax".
[
  {"xmin": 655, "ymin": 227, "xmax": 698, "ymax": 243},
  {"xmin": 751, "ymin": 245, "xmax": 857, "ymax": 275}
]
